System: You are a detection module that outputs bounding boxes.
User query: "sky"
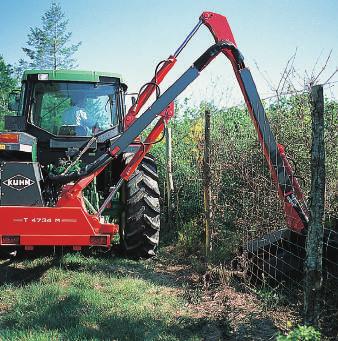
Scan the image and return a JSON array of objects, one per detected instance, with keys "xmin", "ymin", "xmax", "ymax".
[{"xmin": 0, "ymin": 0, "xmax": 337, "ymax": 107}]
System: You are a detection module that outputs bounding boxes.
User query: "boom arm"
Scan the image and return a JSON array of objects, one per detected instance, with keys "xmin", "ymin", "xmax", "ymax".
[{"xmin": 57, "ymin": 12, "xmax": 309, "ymax": 233}]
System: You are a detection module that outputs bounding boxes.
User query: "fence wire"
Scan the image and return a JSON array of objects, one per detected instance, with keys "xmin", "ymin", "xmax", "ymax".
[{"xmin": 154, "ymin": 86, "xmax": 337, "ymax": 336}]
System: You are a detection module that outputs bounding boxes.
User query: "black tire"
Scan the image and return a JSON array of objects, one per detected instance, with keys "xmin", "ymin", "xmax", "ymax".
[
  {"xmin": 0, "ymin": 246, "xmax": 16, "ymax": 260},
  {"xmin": 119, "ymin": 154, "xmax": 160, "ymax": 258}
]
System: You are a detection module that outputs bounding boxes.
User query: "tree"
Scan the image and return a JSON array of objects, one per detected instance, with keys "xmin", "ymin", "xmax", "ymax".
[
  {"xmin": 0, "ymin": 55, "xmax": 17, "ymax": 130},
  {"xmin": 18, "ymin": 2, "xmax": 81, "ymax": 72}
]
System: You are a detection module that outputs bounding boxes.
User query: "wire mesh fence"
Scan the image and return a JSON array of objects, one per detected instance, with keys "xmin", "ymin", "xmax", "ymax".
[{"xmin": 153, "ymin": 85, "xmax": 337, "ymax": 335}]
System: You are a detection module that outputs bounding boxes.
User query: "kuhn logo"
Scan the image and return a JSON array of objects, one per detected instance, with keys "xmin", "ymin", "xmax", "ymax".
[{"xmin": 3, "ymin": 174, "xmax": 35, "ymax": 191}]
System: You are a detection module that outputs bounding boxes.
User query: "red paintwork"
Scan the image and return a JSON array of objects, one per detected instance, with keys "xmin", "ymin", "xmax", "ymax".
[
  {"xmin": 200, "ymin": 12, "xmax": 307, "ymax": 232},
  {"xmin": 230, "ymin": 68, "xmax": 308, "ymax": 231},
  {"xmin": 0, "ymin": 163, "xmax": 118, "ymax": 247},
  {"xmin": 57, "ymin": 165, "xmax": 107, "ymax": 205},
  {"xmin": 111, "ymin": 146, "xmax": 121, "ymax": 157},
  {"xmin": 124, "ymin": 57, "xmax": 177, "ymax": 129},
  {"xmin": 0, "ymin": 206, "xmax": 117, "ymax": 247},
  {"xmin": 160, "ymin": 101, "xmax": 175, "ymax": 123},
  {"xmin": 200, "ymin": 12, "xmax": 240, "ymax": 70},
  {"xmin": 277, "ymin": 144, "xmax": 307, "ymax": 204},
  {"xmin": 201, "ymin": 12, "xmax": 237, "ymax": 45},
  {"xmin": 233, "ymin": 75, "xmax": 308, "ymax": 232},
  {"xmin": 277, "ymin": 144, "xmax": 309, "ymax": 232},
  {"xmin": 122, "ymin": 119, "xmax": 165, "ymax": 181},
  {"xmin": 121, "ymin": 103, "xmax": 174, "ymax": 181}
]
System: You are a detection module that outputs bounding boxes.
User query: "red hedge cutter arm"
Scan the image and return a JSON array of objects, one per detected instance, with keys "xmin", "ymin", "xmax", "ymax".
[{"xmin": 58, "ymin": 12, "xmax": 309, "ymax": 233}]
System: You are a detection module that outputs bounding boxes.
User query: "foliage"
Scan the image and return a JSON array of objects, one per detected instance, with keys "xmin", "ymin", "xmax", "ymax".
[
  {"xmin": 177, "ymin": 219, "xmax": 204, "ymax": 256},
  {"xmin": 254, "ymin": 287, "xmax": 287, "ymax": 310},
  {"xmin": 0, "ymin": 56, "xmax": 17, "ymax": 131},
  {"xmin": 17, "ymin": 2, "xmax": 81, "ymax": 74},
  {"xmin": 277, "ymin": 325, "xmax": 321, "ymax": 341},
  {"xmin": 152, "ymin": 93, "xmax": 337, "ymax": 262}
]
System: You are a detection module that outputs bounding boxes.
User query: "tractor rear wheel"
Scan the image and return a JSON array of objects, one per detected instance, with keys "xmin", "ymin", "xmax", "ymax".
[{"xmin": 119, "ymin": 154, "xmax": 160, "ymax": 259}]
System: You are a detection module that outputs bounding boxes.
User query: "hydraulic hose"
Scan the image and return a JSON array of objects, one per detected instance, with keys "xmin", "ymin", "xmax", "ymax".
[
  {"xmin": 193, "ymin": 41, "xmax": 244, "ymax": 71},
  {"xmin": 48, "ymin": 153, "xmax": 113, "ymax": 184}
]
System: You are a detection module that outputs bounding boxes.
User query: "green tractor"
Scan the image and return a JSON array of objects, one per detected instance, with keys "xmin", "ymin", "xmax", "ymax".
[{"xmin": 1, "ymin": 70, "xmax": 160, "ymax": 258}]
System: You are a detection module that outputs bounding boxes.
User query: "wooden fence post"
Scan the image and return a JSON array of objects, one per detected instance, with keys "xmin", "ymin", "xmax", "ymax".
[
  {"xmin": 165, "ymin": 126, "xmax": 174, "ymax": 230},
  {"xmin": 304, "ymin": 84, "xmax": 325, "ymax": 326},
  {"xmin": 204, "ymin": 109, "xmax": 212, "ymax": 259}
]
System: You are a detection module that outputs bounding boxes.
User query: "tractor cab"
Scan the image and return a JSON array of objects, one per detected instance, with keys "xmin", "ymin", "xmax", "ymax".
[
  {"xmin": 7, "ymin": 70, "xmax": 127, "ymax": 138},
  {"xmin": 4, "ymin": 70, "xmax": 127, "ymax": 165}
]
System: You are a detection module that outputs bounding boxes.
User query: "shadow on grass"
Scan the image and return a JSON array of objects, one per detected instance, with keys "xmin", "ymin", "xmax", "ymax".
[
  {"xmin": 0, "ymin": 249, "xmax": 223, "ymax": 340},
  {"xmin": 0, "ymin": 283, "xmax": 281, "ymax": 341},
  {"xmin": 62, "ymin": 255, "xmax": 186, "ymax": 288},
  {"xmin": 234, "ymin": 316, "xmax": 278, "ymax": 341},
  {"xmin": 0, "ymin": 247, "xmax": 189, "ymax": 289},
  {"xmin": 0, "ymin": 287, "xmax": 210, "ymax": 341},
  {"xmin": 0, "ymin": 253, "xmax": 62, "ymax": 286},
  {"xmin": 0, "ymin": 250, "xmax": 286, "ymax": 340}
]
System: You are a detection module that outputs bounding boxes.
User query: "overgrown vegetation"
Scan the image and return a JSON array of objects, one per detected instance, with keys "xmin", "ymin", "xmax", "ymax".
[{"xmin": 152, "ymin": 95, "xmax": 337, "ymax": 262}]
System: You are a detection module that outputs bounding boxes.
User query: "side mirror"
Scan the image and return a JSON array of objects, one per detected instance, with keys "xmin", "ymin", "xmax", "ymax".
[{"xmin": 8, "ymin": 91, "xmax": 21, "ymax": 112}]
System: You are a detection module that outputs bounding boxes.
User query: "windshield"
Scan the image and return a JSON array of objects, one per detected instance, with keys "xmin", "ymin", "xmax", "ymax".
[{"xmin": 31, "ymin": 82, "xmax": 120, "ymax": 136}]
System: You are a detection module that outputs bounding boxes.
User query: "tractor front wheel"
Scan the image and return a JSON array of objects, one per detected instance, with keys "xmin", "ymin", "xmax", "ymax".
[{"xmin": 119, "ymin": 154, "xmax": 160, "ymax": 258}]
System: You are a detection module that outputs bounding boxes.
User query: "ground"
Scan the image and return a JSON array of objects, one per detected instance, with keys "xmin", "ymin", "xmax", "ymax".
[{"xmin": 0, "ymin": 246, "xmax": 302, "ymax": 341}]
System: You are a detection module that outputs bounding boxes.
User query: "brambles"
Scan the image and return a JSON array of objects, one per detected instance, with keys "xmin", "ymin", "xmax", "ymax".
[{"xmin": 152, "ymin": 95, "xmax": 337, "ymax": 263}]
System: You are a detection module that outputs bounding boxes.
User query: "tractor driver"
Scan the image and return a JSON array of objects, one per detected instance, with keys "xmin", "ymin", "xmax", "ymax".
[{"xmin": 62, "ymin": 93, "xmax": 90, "ymax": 136}]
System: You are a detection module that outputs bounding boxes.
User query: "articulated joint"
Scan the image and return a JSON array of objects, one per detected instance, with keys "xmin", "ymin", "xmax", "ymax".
[{"xmin": 193, "ymin": 41, "xmax": 244, "ymax": 71}]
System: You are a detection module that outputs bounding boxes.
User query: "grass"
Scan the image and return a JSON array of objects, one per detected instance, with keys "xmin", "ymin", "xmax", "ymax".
[{"xmin": 0, "ymin": 252, "xmax": 209, "ymax": 341}]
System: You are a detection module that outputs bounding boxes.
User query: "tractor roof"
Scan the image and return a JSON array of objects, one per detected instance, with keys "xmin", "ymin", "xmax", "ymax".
[{"xmin": 22, "ymin": 70, "xmax": 126, "ymax": 87}]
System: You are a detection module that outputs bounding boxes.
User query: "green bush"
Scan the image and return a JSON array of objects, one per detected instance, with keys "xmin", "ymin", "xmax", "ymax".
[
  {"xmin": 177, "ymin": 219, "xmax": 204, "ymax": 255},
  {"xmin": 277, "ymin": 325, "xmax": 321, "ymax": 341}
]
